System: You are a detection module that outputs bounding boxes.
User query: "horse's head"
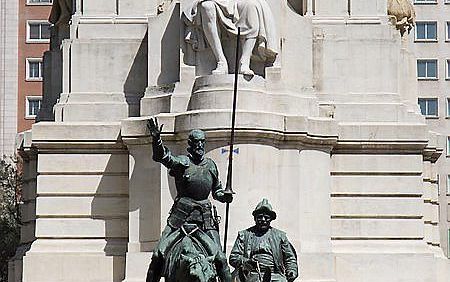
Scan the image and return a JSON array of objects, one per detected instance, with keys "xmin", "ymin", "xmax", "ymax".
[{"xmin": 180, "ymin": 253, "xmax": 216, "ymax": 282}]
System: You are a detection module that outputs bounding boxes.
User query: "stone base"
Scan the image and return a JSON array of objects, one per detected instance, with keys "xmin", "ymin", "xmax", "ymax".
[
  {"xmin": 8, "ymin": 244, "xmax": 30, "ymax": 282},
  {"xmin": 141, "ymin": 73, "xmax": 319, "ymax": 117},
  {"xmin": 13, "ymin": 122, "xmax": 129, "ymax": 282},
  {"xmin": 334, "ymin": 252, "xmax": 439, "ymax": 282},
  {"xmin": 122, "ymin": 252, "xmax": 152, "ymax": 282},
  {"xmin": 188, "ymin": 74, "xmax": 318, "ymax": 116},
  {"xmin": 22, "ymin": 253, "xmax": 125, "ymax": 282},
  {"xmin": 54, "ymin": 93, "xmax": 129, "ymax": 122},
  {"xmin": 121, "ymin": 114, "xmax": 338, "ymax": 282}
]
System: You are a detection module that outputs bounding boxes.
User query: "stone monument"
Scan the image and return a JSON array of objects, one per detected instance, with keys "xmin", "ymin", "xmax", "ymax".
[
  {"xmin": 8, "ymin": 0, "xmax": 450, "ymax": 282},
  {"xmin": 182, "ymin": 0, "xmax": 278, "ymax": 75}
]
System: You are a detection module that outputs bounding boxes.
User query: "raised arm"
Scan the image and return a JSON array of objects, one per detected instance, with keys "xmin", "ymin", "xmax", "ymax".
[{"xmin": 147, "ymin": 118, "xmax": 177, "ymax": 169}]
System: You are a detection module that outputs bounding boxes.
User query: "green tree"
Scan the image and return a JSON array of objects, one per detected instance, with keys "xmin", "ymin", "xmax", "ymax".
[{"xmin": 0, "ymin": 156, "xmax": 21, "ymax": 282}]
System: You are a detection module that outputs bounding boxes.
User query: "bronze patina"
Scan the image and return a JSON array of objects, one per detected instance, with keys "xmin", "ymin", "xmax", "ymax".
[
  {"xmin": 229, "ymin": 199, "xmax": 298, "ymax": 282},
  {"xmin": 146, "ymin": 118, "xmax": 232, "ymax": 282}
]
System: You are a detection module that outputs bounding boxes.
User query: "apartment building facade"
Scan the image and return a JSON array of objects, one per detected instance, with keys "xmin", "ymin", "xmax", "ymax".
[
  {"xmin": 411, "ymin": 0, "xmax": 450, "ymax": 257},
  {"xmin": 1, "ymin": 0, "xmax": 51, "ymax": 155},
  {"xmin": 18, "ymin": 0, "xmax": 52, "ymax": 133}
]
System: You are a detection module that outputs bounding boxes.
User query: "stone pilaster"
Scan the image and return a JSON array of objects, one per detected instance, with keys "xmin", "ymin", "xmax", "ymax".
[{"xmin": 20, "ymin": 123, "xmax": 129, "ymax": 282}]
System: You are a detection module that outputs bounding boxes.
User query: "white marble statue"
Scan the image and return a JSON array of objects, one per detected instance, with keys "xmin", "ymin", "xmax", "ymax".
[
  {"xmin": 183, "ymin": 0, "xmax": 278, "ymax": 76},
  {"xmin": 387, "ymin": 0, "xmax": 416, "ymax": 36}
]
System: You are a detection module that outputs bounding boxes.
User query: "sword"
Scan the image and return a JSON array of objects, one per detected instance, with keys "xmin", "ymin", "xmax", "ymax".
[{"xmin": 223, "ymin": 27, "xmax": 241, "ymax": 254}]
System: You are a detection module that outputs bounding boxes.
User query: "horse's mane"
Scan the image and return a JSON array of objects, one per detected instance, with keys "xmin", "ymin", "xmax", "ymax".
[
  {"xmin": 164, "ymin": 234, "xmax": 209, "ymax": 277},
  {"xmin": 163, "ymin": 226, "xmax": 215, "ymax": 277}
]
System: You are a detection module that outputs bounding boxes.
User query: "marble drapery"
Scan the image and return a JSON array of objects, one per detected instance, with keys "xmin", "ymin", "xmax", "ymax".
[{"xmin": 182, "ymin": 0, "xmax": 278, "ymax": 65}]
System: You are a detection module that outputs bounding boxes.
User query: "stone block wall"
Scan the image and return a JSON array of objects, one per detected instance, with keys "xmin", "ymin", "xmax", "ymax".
[
  {"xmin": 14, "ymin": 123, "xmax": 129, "ymax": 282},
  {"xmin": 10, "ymin": 1, "xmax": 450, "ymax": 282}
]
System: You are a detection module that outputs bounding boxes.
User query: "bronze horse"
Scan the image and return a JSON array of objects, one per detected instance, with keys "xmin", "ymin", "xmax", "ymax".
[{"xmin": 160, "ymin": 224, "xmax": 230, "ymax": 282}]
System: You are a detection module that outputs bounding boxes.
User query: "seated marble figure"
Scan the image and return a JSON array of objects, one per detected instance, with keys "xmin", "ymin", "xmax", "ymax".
[{"xmin": 183, "ymin": 0, "xmax": 278, "ymax": 76}]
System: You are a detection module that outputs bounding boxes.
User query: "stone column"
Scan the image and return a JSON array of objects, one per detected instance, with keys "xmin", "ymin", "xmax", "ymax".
[
  {"xmin": 430, "ymin": 162, "xmax": 440, "ymax": 249},
  {"xmin": 74, "ymin": 0, "xmax": 82, "ymax": 15},
  {"xmin": 122, "ymin": 143, "xmax": 166, "ymax": 282},
  {"xmin": 37, "ymin": 25, "xmax": 70, "ymax": 122},
  {"xmin": 121, "ymin": 118, "xmax": 177, "ymax": 282},
  {"xmin": 423, "ymin": 147, "xmax": 445, "ymax": 256},
  {"xmin": 8, "ymin": 132, "xmax": 36, "ymax": 282},
  {"xmin": 141, "ymin": 2, "xmax": 180, "ymax": 116},
  {"xmin": 297, "ymin": 149, "xmax": 336, "ymax": 282},
  {"xmin": 423, "ymin": 159, "xmax": 433, "ymax": 247},
  {"xmin": 306, "ymin": 0, "xmax": 314, "ymax": 16},
  {"xmin": 20, "ymin": 123, "xmax": 129, "ymax": 282},
  {"xmin": 399, "ymin": 36, "xmax": 420, "ymax": 112}
]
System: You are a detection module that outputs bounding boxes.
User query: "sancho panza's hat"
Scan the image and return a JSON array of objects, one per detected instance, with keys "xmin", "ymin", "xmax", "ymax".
[{"xmin": 252, "ymin": 198, "xmax": 277, "ymax": 220}]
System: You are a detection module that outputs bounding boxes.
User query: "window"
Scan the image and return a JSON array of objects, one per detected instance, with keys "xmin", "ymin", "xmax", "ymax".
[
  {"xmin": 415, "ymin": 22, "xmax": 437, "ymax": 41},
  {"xmin": 437, "ymin": 174, "xmax": 440, "ymax": 195},
  {"xmin": 447, "ymin": 138, "xmax": 450, "ymax": 156},
  {"xmin": 27, "ymin": 0, "xmax": 52, "ymax": 4},
  {"xmin": 447, "ymin": 98, "xmax": 450, "ymax": 117},
  {"xmin": 447, "ymin": 59, "xmax": 450, "ymax": 79},
  {"xmin": 26, "ymin": 58, "xmax": 43, "ymax": 81},
  {"xmin": 418, "ymin": 98, "xmax": 438, "ymax": 117},
  {"xmin": 414, "ymin": 0, "xmax": 437, "ymax": 3},
  {"xmin": 447, "ymin": 175, "xmax": 450, "ymax": 194},
  {"xmin": 417, "ymin": 59, "xmax": 438, "ymax": 79},
  {"xmin": 27, "ymin": 21, "xmax": 51, "ymax": 42},
  {"xmin": 447, "ymin": 22, "xmax": 450, "ymax": 41},
  {"xmin": 26, "ymin": 96, "xmax": 42, "ymax": 119}
]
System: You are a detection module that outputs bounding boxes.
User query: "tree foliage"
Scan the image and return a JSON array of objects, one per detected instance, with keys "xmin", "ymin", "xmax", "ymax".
[{"xmin": 0, "ymin": 156, "xmax": 21, "ymax": 282}]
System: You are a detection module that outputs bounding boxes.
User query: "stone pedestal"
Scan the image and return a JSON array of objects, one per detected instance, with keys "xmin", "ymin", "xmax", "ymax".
[
  {"xmin": 11, "ymin": 1, "xmax": 450, "ymax": 282},
  {"xmin": 17, "ymin": 123, "xmax": 129, "ymax": 282},
  {"xmin": 121, "ymin": 109, "xmax": 339, "ymax": 282}
]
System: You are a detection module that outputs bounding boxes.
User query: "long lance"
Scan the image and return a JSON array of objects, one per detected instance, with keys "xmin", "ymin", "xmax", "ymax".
[{"xmin": 223, "ymin": 27, "xmax": 241, "ymax": 254}]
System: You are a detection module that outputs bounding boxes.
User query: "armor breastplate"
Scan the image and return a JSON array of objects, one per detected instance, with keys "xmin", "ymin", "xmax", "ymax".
[{"xmin": 174, "ymin": 158, "xmax": 214, "ymax": 201}]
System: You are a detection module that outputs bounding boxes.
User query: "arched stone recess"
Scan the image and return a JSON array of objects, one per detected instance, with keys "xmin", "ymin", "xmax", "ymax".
[{"xmin": 121, "ymin": 112, "xmax": 338, "ymax": 282}]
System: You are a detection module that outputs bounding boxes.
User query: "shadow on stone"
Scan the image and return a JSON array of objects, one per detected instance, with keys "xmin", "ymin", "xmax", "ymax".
[{"xmin": 124, "ymin": 32, "xmax": 148, "ymax": 117}]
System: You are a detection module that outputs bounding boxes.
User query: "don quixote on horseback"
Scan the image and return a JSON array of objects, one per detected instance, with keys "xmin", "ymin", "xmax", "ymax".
[{"xmin": 145, "ymin": 118, "xmax": 233, "ymax": 282}]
